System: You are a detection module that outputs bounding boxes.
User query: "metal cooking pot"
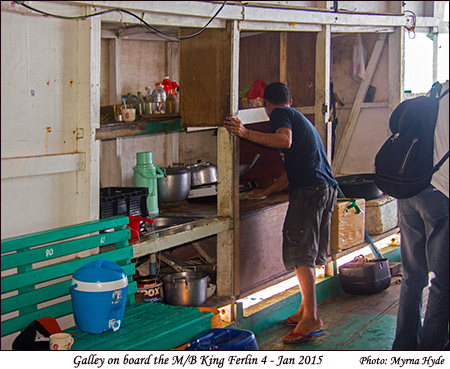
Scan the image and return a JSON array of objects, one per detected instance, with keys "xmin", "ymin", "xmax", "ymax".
[
  {"xmin": 186, "ymin": 160, "xmax": 218, "ymax": 187},
  {"xmin": 157, "ymin": 165, "xmax": 191, "ymax": 203},
  {"xmin": 161, "ymin": 269, "xmax": 208, "ymax": 307}
]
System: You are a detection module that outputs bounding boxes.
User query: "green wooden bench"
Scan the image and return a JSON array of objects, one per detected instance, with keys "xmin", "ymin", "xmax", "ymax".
[{"xmin": 1, "ymin": 216, "xmax": 212, "ymax": 350}]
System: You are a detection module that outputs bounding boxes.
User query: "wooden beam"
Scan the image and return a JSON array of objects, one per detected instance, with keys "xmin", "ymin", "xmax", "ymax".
[
  {"xmin": 1, "ymin": 153, "xmax": 86, "ymax": 179},
  {"xmin": 279, "ymin": 32, "xmax": 288, "ymax": 84},
  {"xmin": 332, "ymin": 33, "xmax": 388, "ymax": 174}
]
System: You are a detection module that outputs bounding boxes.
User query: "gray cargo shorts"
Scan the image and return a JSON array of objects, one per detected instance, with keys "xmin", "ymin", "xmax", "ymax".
[{"xmin": 282, "ymin": 184, "xmax": 338, "ymax": 270}]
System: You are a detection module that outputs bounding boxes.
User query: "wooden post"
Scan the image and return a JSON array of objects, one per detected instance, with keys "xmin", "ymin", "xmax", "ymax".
[
  {"xmin": 77, "ymin": 15, "xmax": 101, "ymax": 222},
  {"xmin": 108, "ymin": 38, "xmax": 121, "ymax": 105},
  {"xmin": 280, "ymin": 32, "xmax": 288, "ymax": 84},
  {"xmin": 388, "ymin": 27, "xmax": 403, "ymax": 115},
  {"xmin": 315, "ymin": 24, "xmax": 332, "ymax": 161},
  {"xmin": 216, "ymin": 20, "xmax": 240, "ymax": 302}
]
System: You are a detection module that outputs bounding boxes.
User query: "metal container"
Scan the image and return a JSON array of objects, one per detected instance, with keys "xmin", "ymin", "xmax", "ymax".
[
  {"xmin": 157, "ymin": 165, "xmax": 191, "ymax": 203},
  {"xmin": 161, "ymin": 269, "xmax": 208, "ymax": 307},
  {"xmin": 187, "ymin": 161, "xmax": 218, "ymax": 187}
]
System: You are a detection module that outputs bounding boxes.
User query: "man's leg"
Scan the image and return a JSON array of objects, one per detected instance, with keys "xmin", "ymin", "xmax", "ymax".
[
  {"xmin": 282, "ymin": 265, "xmax": 323, "ymax": 342},
  {"xmin": 418, "ymin": 186, "xmax": 449, "ymax": 350},
  {"xmin": 392, "ymin": 196, "xmax": 428, "ymax": 350}
]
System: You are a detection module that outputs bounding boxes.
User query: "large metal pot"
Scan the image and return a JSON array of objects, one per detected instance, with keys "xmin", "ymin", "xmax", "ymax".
[
  {"xmin": 158, "ymin": 166, "xmax": 191, "ymax": 202},
  {"xmin": 157, "ymin": 165, "xmax": 191, "ymax": 203},
  {"xmin": 186, "ymin": 160, "xmax": 218, "ymax": 187},
  {"xmin": 161, "ymin": 269, "xmax": 208, "ymax": 307}
]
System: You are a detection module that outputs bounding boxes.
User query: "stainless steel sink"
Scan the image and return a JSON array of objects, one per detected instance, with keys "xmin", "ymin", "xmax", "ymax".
[{"xmin": 144, "ymin": 215, "xmax": 203, "ymax": 234}]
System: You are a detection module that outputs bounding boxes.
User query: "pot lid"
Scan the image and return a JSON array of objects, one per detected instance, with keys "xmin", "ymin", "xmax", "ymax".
[
  {"xmin": 162, "ymin": 166, "xmax": 189, "ymax": 174},
  {"xmin": 187, "ymin": 161, "xmax": 216, "ymax": 169}
]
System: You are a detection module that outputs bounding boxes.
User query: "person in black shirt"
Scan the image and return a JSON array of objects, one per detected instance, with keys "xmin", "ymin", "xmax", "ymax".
[{"xmin": 223, "ymin": 82, "xmax": 337, "ymax": 344}]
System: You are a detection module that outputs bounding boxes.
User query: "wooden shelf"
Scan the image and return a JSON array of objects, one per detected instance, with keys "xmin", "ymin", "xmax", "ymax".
[{"xmin": 96, "ymin": 116, "xmax": 182, "ymax": 140}]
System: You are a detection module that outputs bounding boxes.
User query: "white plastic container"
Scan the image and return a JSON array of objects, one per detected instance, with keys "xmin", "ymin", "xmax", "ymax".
[{"xmin": 365, "ymin": 195, "xmax": 398, "ymax": 235}]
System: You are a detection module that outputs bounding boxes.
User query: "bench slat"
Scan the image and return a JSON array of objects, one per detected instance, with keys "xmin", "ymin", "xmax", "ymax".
[
  {"xmin": 2, "ymin": 267, "xmax": 137, "ymax": 315},
  {"xmin": 1, "ymin": 300, "xmax": 74, "ymax": 337},
  {"xmin": 1, "ymin": 247, "xmax": 134, "ymax": 294},
  {"xmin": 66, "ymin": 304, "xmax": 213, "ymax": 350},
  {"xmin": 1, "ymin": 229, "xmax": 130, "ymax": 271},
  {"xmin": 1, "ymin": 280, "xmax": 71, "ymax": 315},
  {"xmin": 1, "ymin": 216, "xmax": 129, "ymax": 253}
]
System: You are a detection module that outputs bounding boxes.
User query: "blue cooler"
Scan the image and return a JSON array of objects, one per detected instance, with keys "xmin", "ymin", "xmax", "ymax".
[
  {"xmin": 185, "ymin": 328, "xmax": 258, "ymax": 350},
  {"xmin": 70, "ymin": 259, "xmax": 128, "ymax": 334}
]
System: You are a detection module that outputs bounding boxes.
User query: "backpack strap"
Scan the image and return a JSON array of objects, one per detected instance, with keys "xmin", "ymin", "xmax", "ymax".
[
  {"xmin": 432, "ymin": 151, "xmax": 449, "ymax": 174},
  {"xmin": 438, "ymin": 88, "xmax": 449, "ymax": 100}
]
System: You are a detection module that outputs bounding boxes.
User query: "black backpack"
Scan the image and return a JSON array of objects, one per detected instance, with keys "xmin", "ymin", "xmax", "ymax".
[{"xmin": 374, "ymin": 88, "xmax": 449, "ymax": 199}]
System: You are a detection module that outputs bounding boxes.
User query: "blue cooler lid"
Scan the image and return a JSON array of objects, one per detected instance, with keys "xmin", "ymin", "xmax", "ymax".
[{"xmin": 71, "ymin": 259, "xmax": 128, "ymax": 292}]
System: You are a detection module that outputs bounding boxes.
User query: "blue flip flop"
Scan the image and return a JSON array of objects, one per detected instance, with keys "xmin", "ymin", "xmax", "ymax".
[
  {"xmin": 280, "ymin": 316, "xmax": 298, "ymax": 326},
  {"xmin": 282, "ymin": 329, "xmax": 326, "ymax": 344}
]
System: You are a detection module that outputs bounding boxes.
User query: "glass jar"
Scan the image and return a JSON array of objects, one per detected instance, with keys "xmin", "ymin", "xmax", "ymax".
[
  {"xmin": 165, "ymin": 89, "xmax": 176, "ymax": 114},
  {"xmin": 152, "ymin": 83, "xmax": 166, "ymax": 114},
  {"xmin": 135, "ymin": 91, "xmax": 146, "ymax": 118}
]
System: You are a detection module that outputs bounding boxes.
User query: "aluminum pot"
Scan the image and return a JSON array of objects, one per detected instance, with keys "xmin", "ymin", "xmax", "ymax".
[
  {"xmin": 186, "ymin": 160, "xmax": 218, "ymax": 187},
  {"xmin": 161, "ymin": 270, "xmax": 208, "ymax": 307},
  {"xmin": 157, "ymin": 165, "xmax": 191, "ymax": 203}
]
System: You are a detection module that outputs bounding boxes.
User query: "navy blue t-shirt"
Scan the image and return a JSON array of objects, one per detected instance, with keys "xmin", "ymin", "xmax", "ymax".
[{"xmin": 269, "ymin": 106, "xmax": 337, "ymax": 190}]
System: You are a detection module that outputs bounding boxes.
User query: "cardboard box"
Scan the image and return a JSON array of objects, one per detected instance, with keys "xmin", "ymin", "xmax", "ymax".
[
  {"xmin": 365, "ymin": 195, "xmax": 398, "ymax": 235},
  {"xmin": 331, "ymin": 198, "xmax": 366, "ymax": 253}
]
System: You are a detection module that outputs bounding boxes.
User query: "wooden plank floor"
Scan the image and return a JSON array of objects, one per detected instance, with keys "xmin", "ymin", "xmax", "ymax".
[{"xmin": 256, "ymin": 275, "xmax": 420, "ymax": 350}]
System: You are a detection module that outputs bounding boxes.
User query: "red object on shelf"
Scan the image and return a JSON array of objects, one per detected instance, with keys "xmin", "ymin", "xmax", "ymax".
[
  {"xmin": 162, "ymin": 77, "xmax": 172, "ymax": 95},
  {"xmin": 128, "ymin": 216, "xmax": 154, "ymax": 238},
  {"xmin": 244, "ymin": 79, "xmax": 267, "ymax": 100}
]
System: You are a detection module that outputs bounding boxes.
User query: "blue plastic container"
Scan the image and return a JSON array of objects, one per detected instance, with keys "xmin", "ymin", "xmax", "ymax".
[
  {"xmin": 70, "ymin": 259, "xmax": 128, "ymax": 334},
  {"xmin": 185, "ymin": 328, "xmax": 258, "ymax": 350}
]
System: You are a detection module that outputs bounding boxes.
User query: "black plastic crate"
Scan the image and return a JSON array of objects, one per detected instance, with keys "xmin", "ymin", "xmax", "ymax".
[{"xmin": 100, "ymin": 187, "xmax": 149, "ymax": 219}]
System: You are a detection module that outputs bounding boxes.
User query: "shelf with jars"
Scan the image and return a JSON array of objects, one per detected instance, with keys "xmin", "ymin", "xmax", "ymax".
[{"xmin": 96, "ymin": 114, "xmax": 182, "ymax": 141}]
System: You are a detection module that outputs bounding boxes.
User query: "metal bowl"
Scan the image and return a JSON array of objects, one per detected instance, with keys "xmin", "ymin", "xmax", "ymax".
[{"xmin": 337, "ymin": 173, "xmax": 383, "ymax": 200}]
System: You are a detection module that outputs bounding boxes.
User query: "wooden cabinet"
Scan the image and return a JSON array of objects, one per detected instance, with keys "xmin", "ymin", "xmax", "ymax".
[{"xmin": 180, "ymin": 26, "xmax": 232, "ymax": 127}]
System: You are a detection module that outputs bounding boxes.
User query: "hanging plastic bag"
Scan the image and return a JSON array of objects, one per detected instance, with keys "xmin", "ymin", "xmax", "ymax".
[
  {"xmin": 351, "ymin": 34, "xmax": 367, "ymax": 82},
  {"xmin": 243, "ymin": 79, "xmax": 267, "ymax": 107}
]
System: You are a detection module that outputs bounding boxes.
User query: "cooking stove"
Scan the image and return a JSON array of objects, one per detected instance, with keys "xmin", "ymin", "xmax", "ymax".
[
  {"xmin": 187, "ymin": 179, "xmax": 262, "ymax": 199},
  {"xmin": 239, "ymin": 179, "xmax": 262, "ymax": 192},
  {"xmin": 188, "ymin": 183, "xmax": 217, "ymax": 199}
]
